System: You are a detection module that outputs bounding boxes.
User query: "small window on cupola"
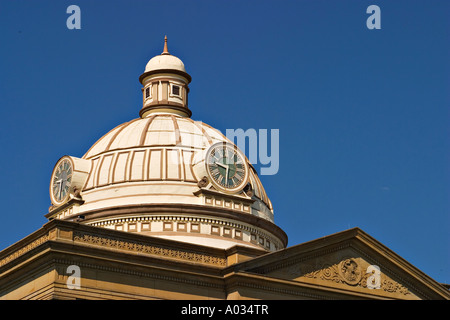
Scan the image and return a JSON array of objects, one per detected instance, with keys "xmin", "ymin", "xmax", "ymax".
[
  {"xmin": 172, "ymin": 85, "xmax": 180, "ymax": 96},
  {"xmin": 145, "ymin": 87, "xmax": 150, "ymax": 98}
]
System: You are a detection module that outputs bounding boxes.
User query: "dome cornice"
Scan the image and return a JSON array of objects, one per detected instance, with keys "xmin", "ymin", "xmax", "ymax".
[
  {"xmin": 139, "ymin": 104, "xmax": 192, "ymax": 118},
  {"xmin": 139, "ymin": 68, "xmax": 192, "ymax": 85}
]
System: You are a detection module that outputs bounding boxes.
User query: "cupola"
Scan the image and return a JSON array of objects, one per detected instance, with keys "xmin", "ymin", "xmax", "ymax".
[{"xmin": 139, "ymin": 36, "xmax": 192, "ymax": 118}]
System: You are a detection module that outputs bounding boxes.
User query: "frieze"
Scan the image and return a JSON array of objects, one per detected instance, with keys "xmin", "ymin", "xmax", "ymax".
[
  {"xmin": 53, "ymin": 259, "xmax": 223, "ymax": 290},
  {"xmin": 73, "ymin": 232, "xmax": 227, "ymax": 267},
  {"xmin": 0, "ymin": 235, "xmax": 49, "ymax": 267},
  {"xmin": 87, "ymin": 215, "xmax": 284, "ymax": 252}
]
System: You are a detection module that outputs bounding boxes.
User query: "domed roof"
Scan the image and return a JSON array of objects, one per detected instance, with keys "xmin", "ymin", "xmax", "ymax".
[
  {"xmin": 139, "ymin": 36, "xmax": 191, "ymax": 84},
  {"xmin": 48, "ymin": 38, "xmax": 287, "ymax": 251},
  {"xmin": 144, "ymin": 54, "xmax": 186, "ymax": 74},
  {"xmin": 80, "ymin": 114, "xmax": 273, "ymax": 219}
]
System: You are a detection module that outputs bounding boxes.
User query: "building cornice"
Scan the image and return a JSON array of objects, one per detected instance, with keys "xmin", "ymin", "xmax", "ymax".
[{"xmin": 139, "ymin": 69, "xmax": 191, "ymax": 84}]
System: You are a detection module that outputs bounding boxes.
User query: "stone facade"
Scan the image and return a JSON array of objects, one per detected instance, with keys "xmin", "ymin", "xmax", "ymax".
[{"xmin": 0, "ymin": 220, "xmax": 448, "ymax": 300}]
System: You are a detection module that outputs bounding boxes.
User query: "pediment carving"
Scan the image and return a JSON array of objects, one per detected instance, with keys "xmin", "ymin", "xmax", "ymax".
[
  {"xmin": 260, "ymin": 250, "xmax": 416, "ymax": 298},
  {"xmin": 284, "ymin": 258, "xmax": 410, "ymax": 295}
]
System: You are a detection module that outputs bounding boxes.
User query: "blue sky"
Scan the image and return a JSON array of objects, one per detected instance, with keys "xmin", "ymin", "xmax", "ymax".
[{"xmin": 0, "ymin": 0, "xmax": 448, "ymax": 285}]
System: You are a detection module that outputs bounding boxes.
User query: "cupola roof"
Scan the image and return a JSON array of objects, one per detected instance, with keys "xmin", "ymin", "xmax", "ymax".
[{"xmin": 139, "ymin": 36, "xmax": 191, "ymax": 84}]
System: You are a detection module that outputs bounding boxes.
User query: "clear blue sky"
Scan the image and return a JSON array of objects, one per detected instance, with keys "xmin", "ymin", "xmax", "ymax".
[{"xmin": 0, "ymin": 0, "xmax": 448, "ymax": 285}]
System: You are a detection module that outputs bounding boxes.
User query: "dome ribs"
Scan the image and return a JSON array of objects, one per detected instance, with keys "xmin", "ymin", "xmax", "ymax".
[
  {"xmin": 105, "ymin": 118, "xmax": 140, "ymax": 152},
  {"xmin": 82, "ymin": 122, "xmax": 128, "ymax": 159},
  {"xmin": 190, "ymin": 118, "xmax": 213, "ymax": 146},
  {"xmin": 171, "ymin": 115, "xmax": 182, "ymax": 146},
  {"xmin": 139, "ymin": 115, "xmax": 156, "ymax": 146}
]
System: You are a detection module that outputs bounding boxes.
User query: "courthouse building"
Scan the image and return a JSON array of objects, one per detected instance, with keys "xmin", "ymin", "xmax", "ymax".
[{"xmin": 0, "ymin": 38, "xmax": 448, "ymax": 300}]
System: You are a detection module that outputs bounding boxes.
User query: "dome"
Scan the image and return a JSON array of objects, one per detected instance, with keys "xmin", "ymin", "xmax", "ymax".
[
  {"xmin": 80, "ymin": 114, "xmax": 273, "ymax": 220},
  {"xmin": 144, "ymin": 54, "xmax": 186, "ymax": 74},
  {"xmin": 47, "ymin": 38, "xmax": 287, "ymax": 252}
]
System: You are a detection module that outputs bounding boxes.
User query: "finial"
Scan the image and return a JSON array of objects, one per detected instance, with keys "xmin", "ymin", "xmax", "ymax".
[{"xmin": 162, "ymin": 35, "xmax": 170, "ymax": 55}]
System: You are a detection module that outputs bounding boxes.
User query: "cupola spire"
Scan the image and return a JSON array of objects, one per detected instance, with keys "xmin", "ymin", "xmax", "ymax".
[{"xmin": 162, "ymin": 35, "xmax": 169, "ymax": 55}]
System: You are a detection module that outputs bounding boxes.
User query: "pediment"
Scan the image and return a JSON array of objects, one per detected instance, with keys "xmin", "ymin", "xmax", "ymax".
[
  {"xmin": 262, "ymin": 249, "xmax": 415, "ymax": 299},
  {"xmin": 233, "ymin": 228, "xmax": 449, "ymax": 300}
]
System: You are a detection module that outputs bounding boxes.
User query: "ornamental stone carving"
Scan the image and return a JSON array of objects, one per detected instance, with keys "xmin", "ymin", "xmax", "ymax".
[
  {"xmin": 0, "ymin": 235, "xmax": 49, "ymax": 267},
  {"xmin": 282, "ymin": 256, "xmax": 411, "ymax": 296},
  {"xmin": 197, "ymin": 176, "xmax": 209, "ymax": 188},
  {"xmin": 73, "ymin": 231, "xmax": 227, "ymax": 267},
  {"xmin": 338, "ymin": 258, "xmax": 362, "ymax": 285}
]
